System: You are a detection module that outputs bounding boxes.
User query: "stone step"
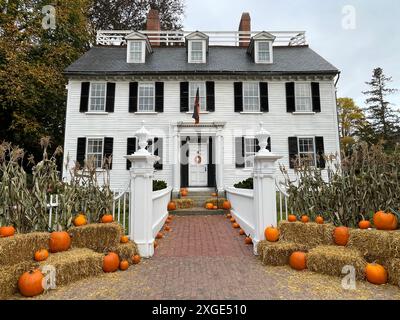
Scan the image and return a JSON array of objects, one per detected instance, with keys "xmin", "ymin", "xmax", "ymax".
[{"xmin": 170, "ymin": 207, "xmax": 226, "ymax": 216}]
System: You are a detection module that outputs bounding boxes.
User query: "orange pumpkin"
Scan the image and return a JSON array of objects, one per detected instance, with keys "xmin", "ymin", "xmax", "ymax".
[
  {"xmin": 301, "ymin": 215, "xmax": 309, "ymax": 223},
  {"xmin": 165, "ymin": 225, "xmax": 171, "ymax": 232},
  {"xmin": 156, "ymin": 232, "xmax": 164, "ymax": 239},
  {"xmin": 359, "ymin": 220, "xmax": 371, "ymax": 230},
  {"xmin": 18, "ymin": 269, "xmax": 44, "ymax": 297},
  {"xmin": 226, "ymin": 213, "xmax": 232, "ymax": 219},
  {"xmin": 119, "ymin": 260, "xmax": 129, "ymax": 271},
  {"xmin": 265, "ymin": 226, "xmax": 280, "ymax": 242},
  {"xmin": 288, "ymin": 215, "xmax": 297, "ymax": 222},
  {"xmin": 211, "ymin": 192, "xmax": 217, "ymax": 197},
  {"xmin": 167, "ymin": 201, "xmax": 177, "ymax": 211},
  {"xmin": 239, "ymin": 229, "xmax": 245, "ymax": 236},
  {"xmin": 120, "ymin": 235, "xmax": 129, "ymax": 243},
  {"xmin": 34, "ymin": 249, "xmax": 49, "ymax": 262},
  {"xmin": 103, "ymin": 252, "xmax": 120, "ymax": 273},
  {"xmin": 180, "ymin": 188, "xmax": 188, "ymax": 194},
  {"xmin": 289, "ymin": 252, "xmax": 307, "ymax": 270},
  {"xmin": 180, "ymin": 190, "xmax": 188, "ymax": 197},
  {"xmin": 206, "ymin": 203, "xmax": 214, "ymax": 210},
  {"xmin": 365, "ymin": 263, "xmax": 387, "ymax": 285},
  {"xmin": 213, "ymin": 206, "xmax": 218, "ymax": 210},
  {"xmin": 232, "ymin": 222, "xmax": 240, "ymax": 229},
  {"xmin": 73, "ymin": 214, "xmax": 87, "ymax": 227},
  {"xmin": 333, "ymin": 226, "xmax": 349, "ymax": 246},
  {"xmin": 222, "ymin": 200, "xmax": 232, "ymax": 210},
  {"xmin": 165, "ymin": 219, "xmax": 171, "ymax": 225},
  {"xmin": 101, "ymin": 214, "xmax": 114, "ymax": 223},
  {"xmin": 168, "ymin": 215, "xmax": 173, "ymax": 220},
  {"xmin": 230, "ymin": 217, "xmax": 236, "ymax": 223},
  {"xmin": 0, "ymin": 226, "xmax": 15, "ymax": 238},
  {"xmin": 49, "ymin": 231, "xmax": 71, "ymax": 253},
  {"xmin": 373, "ymin": 211, "xmax": 398, "ymax": 230},
  {"xmin": 132, "ymin": 255, "xmax": 141, "ymax": 264},
  {"xmin": 154, "ymin": 241, "xmax": 159, "ymax": 249},
  {"xmin": 244, "ymin": 237, "xmax": 252, "ymax": 245},
  {"xmin": 315, "ymin": 216, "xmax": 324, "ymax": 224}
]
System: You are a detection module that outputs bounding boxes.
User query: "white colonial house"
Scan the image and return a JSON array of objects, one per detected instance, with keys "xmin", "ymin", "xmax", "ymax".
[{"xmin": 62, "ymin": 11, "xmax": 340, "ymax": 196}]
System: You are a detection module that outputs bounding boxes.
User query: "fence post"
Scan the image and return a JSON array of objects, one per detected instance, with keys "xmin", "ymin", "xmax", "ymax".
[
  {"xmin": 252, "ymin": 122, "xmax": 282, "ymax": 255},
  {"xmin": 125, "ymin": 122, "xmax": 159, "ymax": 258}
]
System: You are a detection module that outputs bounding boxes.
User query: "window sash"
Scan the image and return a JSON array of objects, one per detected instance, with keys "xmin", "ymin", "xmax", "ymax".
[
  {"xmin": 243, "ymin": 82, "xmax": 260, "ymax": 112},
  {"xmin": 86, "ymin": 138, "xmax": 104, "ymax": 168},
  {"xmin": 190, "ymin": 41, "xmax": 204, "ymax": 62},
  {"xmin": 257, "ymin": 41, "xmax": 271, "ymax": 62},
  {"xmin": 298, "ymin": 137, "xmax": 316, "ymax": 166},
  {"xmin": 295, "ymin": 83, "xmax": 312, "ymax": 111},
  {"xmin": 244, "ymin": 138, "xmax": 256, "ymax": 168},
  {"xmin": 89, "ymin": 83, "xmax": 106, "ymax": 111},
  {"xmin": 129, "ymin": 41, "xmax": 143, "ymax": 63},
  {"xmin": 138, "ymin": 83, "xmax": 155, "ymax": 112},
  {"xmin": 189, "ymin": 82, "xmax": 206, "ymax": 111}
]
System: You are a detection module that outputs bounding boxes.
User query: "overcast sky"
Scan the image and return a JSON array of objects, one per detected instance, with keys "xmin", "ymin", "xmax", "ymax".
[{"xmin": 183, "ymin": 0, "xmax": 400, "ymax": 108}]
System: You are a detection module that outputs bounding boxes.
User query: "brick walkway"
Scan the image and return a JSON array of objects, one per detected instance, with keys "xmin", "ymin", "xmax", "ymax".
[{"xmin": 34, "ymin": 215, "xmax": 400, "ymax": 300}]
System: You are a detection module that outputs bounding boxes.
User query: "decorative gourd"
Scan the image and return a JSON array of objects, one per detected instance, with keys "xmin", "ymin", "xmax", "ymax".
[
  {"xmin": 73, "ymin": 214, "xmax": 87, "ymax": 227},
  {"xmin": 120, "ymin": 236, "xmax": 129, "ymax": 244},
  {"xmin": 222, "ymin": 200, "xmax": 232, "ymax": 210},
  {"xmin": 167, "ymin": 201, "xmax": 177, "ymax": 211},
  {"xmin": 101, "ymin": 214, "xmax": 114, "ymax": 223},
  {"xmin": 0, "ymin": 226, "xmax": 15, "ymax": 238},
  {"xmin": 244, "ymin": 237, "xmax": 252, "ymax": 245},
  {"xmin": 165, "ymin": 225, "xmax": 171, "ymax": 232},
  {"xmin": 132, "ymin": 255, "xmax": 141, "ymax": 264},
  {"xmin": 265, "ymin": 226, "xmax": 280, "ymax": 242},
  {"xmin": 18, "ymin": 269, "xmax": 44, "ymax": 297},
  {"xmin": 119, "ymin": 260, "xmax": 129, "ymax": 271},
  {"xmin": 333, "ymin": 226, "xmax": 349, "ymax": 246},
  {"xmin": 49, "ymin": 231, "xmax": 71, "ymax": 253},
  {"xmin": 289, "ymin": 252, "xmax": 307, "ymax": 270},
  {"xmin": 373, "ymin": 211, "xmax": 398, "ymax": 230},
  {"xmin": 34, "ymin": 249, "xmax": 49, "ymax": 262},
  {"xmin": 230, "ymin": 217, "xmax": 235, "ymax": 223},
  {"xmin": 206, "ymin": 203, "xmax": 214, "ymax": 210},
  {"xmin": 211, "ymin": 193, "xmax": 217, "ymax": 197},
  {"xmin": 180, "ymin": 188, "xmax": 188, "ymax": 194},
  {"xmin": 358, "ymin": 220, "xmax": 371, "ymax": 230},
  {"xmin": 213, "ymin": 206, "xmax": 218, "ymax": 210},
  {"xmin": 154, "ymin": 241, "xmax": 159, "ymax": 249},
  {"xmin": 301, "ymin": 215, "xmax": 309, "ymax": 223},
  {"xmin": 232, "ymin": 223, "xmax": 240, "ymax": 229},
  {"xmin": 239, "ymin": 229, "xmax": 245, "ymax": 236},
  {"xmin": 288, "ymin": 215, "xmax": 297, "ymax": 222},
  {"xmin": 103, "ymin": 253, "xmax": 120, "ymax": 273},
  {"xmin": 180, "ymin": 190, "xmax": 188, "ymax": 197},
  {"xmin": 226, "ymin": 213, "xmax": 232, "ymax": 219},
  {"xmin": 156, "ymin": 232, "xmax": 164, "ymax": 239},
  {"xmin": 365, "ymin": 263, "xmax": 387, "ymax": 285},
  {"xmin": 315, "ymin": 216, "xmax": 324, "ymax": 224}
]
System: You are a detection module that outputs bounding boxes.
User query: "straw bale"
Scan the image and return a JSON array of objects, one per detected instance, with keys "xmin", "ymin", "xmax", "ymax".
[
  {"xmin": 259, "ymin": 241, "xmax": 308, "ymax": 266},
  {"xmin": 114, "ymin": 242, "xmax": 139, "ymax": 262},
  {"xmin": 0, "ymin": 261, "xmax": 38, "ymax": 298}
]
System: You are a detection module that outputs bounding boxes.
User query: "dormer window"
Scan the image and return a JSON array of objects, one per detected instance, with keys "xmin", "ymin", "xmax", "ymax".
[
  {"xmin": 190, "ymin": 41, "xmax": 204, "ymax": 63},
  {"xmin": 186, "ymin": 31, "xmax": 209, "ymax": 64},
  {"xmin": 256, "ymin": 41, "xmax": 272, "ymax": 63},
  {"xmin": 125, "ymin": 31, "xmax": 152, "ymax": 64}
]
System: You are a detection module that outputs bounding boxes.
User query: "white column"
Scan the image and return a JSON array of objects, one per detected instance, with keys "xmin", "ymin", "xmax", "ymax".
[
  {"xmin": 216, "ymin": 129, "xmax": 224, "ymax": 193},
  {"xmin": 252, "ymin": 122, "xmax": 282, "ymax": 255},
  {"xmin": 125, "ymin": 122, "xmax": 159, "ymax": 258},
  {"xmin": 172, "ymin": 126, "xmax": 180, "ymax": 195}
]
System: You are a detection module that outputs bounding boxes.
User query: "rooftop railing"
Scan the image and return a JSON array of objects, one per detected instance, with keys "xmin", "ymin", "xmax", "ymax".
[{"xmin": 96, "ymin": 30, "xmax": 307, "ymax": 47}]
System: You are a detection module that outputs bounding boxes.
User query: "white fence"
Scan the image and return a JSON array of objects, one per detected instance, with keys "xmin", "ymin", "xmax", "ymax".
[
  {"xmin": 151, "ymin": 186, "xmax": 173, "ymax": 238},
  {"xmin": 112, "ymin": 183, "xmax": 131, "ymax": 233}
]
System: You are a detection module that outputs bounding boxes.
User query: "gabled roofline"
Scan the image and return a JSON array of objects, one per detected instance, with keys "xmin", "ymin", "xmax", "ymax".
[
  {"xmin": 247, "ymin": 31, "xmax": 276, "ymax": 55},
  {"xmin": 124, "ymin": 31, "xmax": 153, "ymax": 54}
]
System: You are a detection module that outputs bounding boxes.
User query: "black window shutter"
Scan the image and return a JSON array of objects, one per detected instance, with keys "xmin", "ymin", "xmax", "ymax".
[
  {"xmin": 76, "ymin": 138, "xmax": 86, "ymax": 167},
  {"xmin": 234, "ymin": 82, "xmax": 243, "ymax": 112},
  {"xmin": 154, "ymin": 137, "xmax": 163, "ymax": 170},
  {"xmin": 315, "ymin": 136, "xmax": 326, "ymax": 169},
  {"xmin": 311, "ymin": 82, "xmax": 321, "ymax": 113},
  {"xmin": 286, "ymin": 82, "xmax": 296, "ymax": 113},
  {"xmin": 103, "ymin": 137, "xmax": 114, "ymax": 169},
  {"xmin": 126, "ymin": 138, "xmax": 136, "ymax": 170},
  {"xmin": 105, "ymin": 83, "xmax": 116, "ymax": 113},
  {"xmin": 129, "ymin": 82, "xmax": 138, "ymax": 113},
  {"xmin": 267, "ymin": 137, "xmax": 271, "ymax": 152},
  {"xmin": 260, "ymin": 82, "xmax": 269, "ymax": 112},
  {"xmin": 206, "ymin": 81, "xmax": 215, "ymax": 112},
  {"xmin": 180, "ymin": 139, "xmax": 189, "ymax": 187},
  {"xmin": 255, "ymin": 139, "xmax": 260, "ymax": 152},
  {"xmin": 79, "ymin": 82, "xmax": 90, "ymax": 113},
  {"xmin": 155, "ymin": 82, "xmax": 164, "ymax": 113},
  {"xmin": 180, "ymin": 82, "xmax": 189, "ymax": 112},
  {"xmin": 235, "ymin": 137, "xmax": 245, "ymax": 168},
  {"xmin": 288, "ymin": 137, "xmax": 298, "ymax": 169},
  {"xmin": 208, "ymin": 136, "xmax": 216, "ymax": 187}
]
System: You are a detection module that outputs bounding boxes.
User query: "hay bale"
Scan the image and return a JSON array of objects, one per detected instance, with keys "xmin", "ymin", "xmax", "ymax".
[
  {"xmin": 0, "ymin": 233, "xmax": 49, "ymax": 267},
  {"xmin": 68, "ymin": 223, "xmax": 123, "ymax": 253},
  {"xmin": 175, "ymin": 198, "xmax": 194, "ymax": 209},
  {"xmin": 307, "ymin": 245, "xmax": 367, "ymax": 280},
  {"xmin": 0, "ymin": 261, "xmax": 38, "ymax": 299},
  {"xmin": 348, "ymin": 228, "xmax": 400, "ymax": 259},
  {"xmin": 278, "ymin": 221, "xmax": 335, "ymax": 248},
  {"xmin": 39, "ymin": 248, "xmax": 103, "ymax": 287},
  {"xmin": 384, "ymin": 258, "xmax": 400, "ymax": 286},
  {"xmin": 114, "ymin": 242, "xmax": 139, "ymax": 262},
  {"xmin": 259, "ymin": 241, "xmax": 308, "ymax": 266}
]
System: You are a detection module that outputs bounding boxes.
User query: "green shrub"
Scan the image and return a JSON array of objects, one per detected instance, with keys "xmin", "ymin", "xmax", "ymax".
[
  {"xmin": 153, "ymin": 180, "xmax": 167, "ymax": 191},
  {"xmin": 234, "ymin": 177, "xmax": 253, "ymax": 189}
]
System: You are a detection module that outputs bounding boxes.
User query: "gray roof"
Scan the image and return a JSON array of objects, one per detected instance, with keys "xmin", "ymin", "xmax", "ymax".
[{"xmin": 64, "ymin": 45, "xmax": 339, "ymax": 76}]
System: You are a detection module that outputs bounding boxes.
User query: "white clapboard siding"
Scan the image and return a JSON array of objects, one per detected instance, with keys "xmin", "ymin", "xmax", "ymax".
[{"xmin": 63, "ymin": 79, "xmax": 340, "ymax": 189}]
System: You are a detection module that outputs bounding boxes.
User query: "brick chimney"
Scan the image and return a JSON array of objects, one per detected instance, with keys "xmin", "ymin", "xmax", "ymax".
[
  {"xmin": 146, "ymin": 9, "xmax": 160, "ymax": 46},
  {"xmin": 238, "ymin": 12, "xmax": 251, "ymax": 47}
]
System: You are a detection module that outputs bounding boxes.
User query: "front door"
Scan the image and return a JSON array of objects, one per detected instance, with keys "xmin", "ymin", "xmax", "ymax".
[{"xmin": 189, "ymin": 143, "xmax": 208, "ymax": 187}]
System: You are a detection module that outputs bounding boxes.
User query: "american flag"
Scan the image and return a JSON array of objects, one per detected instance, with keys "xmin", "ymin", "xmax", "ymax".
[{"xmin": 192, "ymin": 87, "xmax": 200, "ymax": 125}]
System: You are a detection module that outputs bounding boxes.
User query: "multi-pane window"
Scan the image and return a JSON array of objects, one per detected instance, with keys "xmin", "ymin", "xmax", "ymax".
[
  {"xmin": 129, "ymin": 41, "xmax": 143, "ymax": 63},
  {"xmin": 189, "ymin": 82, "xmax": 206, "ymax": 111},
  {"xmin": 298, "ymin": 137, "xmax": 316, "ymax": 166},
  {"xmin": 190, "ymin": 41, "xmax": 204, "ymax": 63},
  {"xmin": 257, "ymin": 41, "xmax": 271, "ymax": 63},
  {"xmin": 243, "ymin": 82, "xmax": 260, "ymax": 112},
  {"xmin": 89, "ymin": 83, "xmax": 106, "ymax": 111},
  {"xmin": 138, "ymin": 83, "xmax": 155, "ymax": 112},
  {"xmin": 244, "ymin": 138, "xmax": 257, "ymax": 168},
  {"xmin": 295, "ymin": 83, "xmax": 312, "ymax": 112},
  {"xmin": 87, "ymin": 138, "xmax": 103, "ymax": 168}
]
